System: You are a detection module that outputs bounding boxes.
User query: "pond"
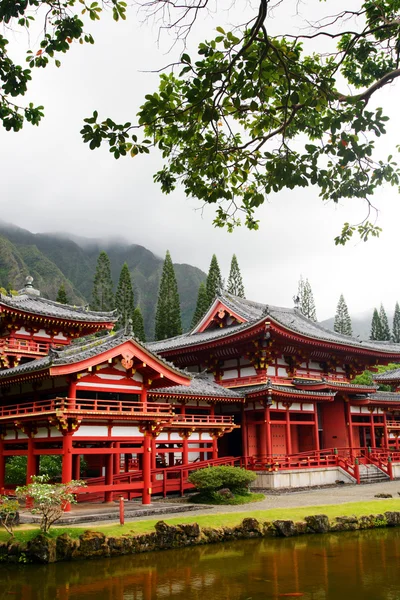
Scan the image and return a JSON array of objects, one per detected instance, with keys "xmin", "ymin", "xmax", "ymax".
[{"xmin": 1, "ymin": 528, "xmax": 400, "ymax": 599}]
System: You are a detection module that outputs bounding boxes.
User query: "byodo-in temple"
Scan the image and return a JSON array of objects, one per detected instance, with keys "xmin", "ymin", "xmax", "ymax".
[{"xmin": 2, "ymin": 277, "xmax": 400, "ymax": 507}]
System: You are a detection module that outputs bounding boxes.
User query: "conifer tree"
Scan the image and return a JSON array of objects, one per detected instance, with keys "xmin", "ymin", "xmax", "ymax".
[
  {"xmin": 132, "ymin": 306, "xmax": 146, "ymax": 342},
  {"xmin": 370, "ymin": 308, "xmax": 382, "ymax": 341},
  {"xmin": 191, "ymin": 282, "xmax": 209, "ymax": 329},
  {"xmin": 115, "ymin": 263, "xmax": 134, "ymax": 330},
  {"xmin": 56, "ymin": 283, "xmax": 69, "ymax": 305},
  {"xmin": 393, "ymin": 302, "xmax": 400, "ymax": 343},
  {"xmin": 379, "ymin": 303, "xmax": 391, "ymax": 341},
  {"xmin": 91, "ymin": 251, "xmax": 114, "ymax": 312},
  {"xmin": 154, "ymin": 251, "xmax": 182, "ymax": 340},
  {"xmin": 226, "ymin": 254, "xmax": 245, "ymax": 298},
  {"xmin": 206, "ymin": 254, "xmax": 223, "ymax": 305},
  {"xmin": 296, "ymin": 276, "xmax": 317, "ymax": 322},
  {"xmin": 333, "ymin": 294, "xmax": 352, "ymax": 336}
]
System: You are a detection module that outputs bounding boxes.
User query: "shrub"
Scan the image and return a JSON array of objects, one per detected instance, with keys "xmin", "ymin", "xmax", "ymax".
[
  {"xmin": 0, "ymin": 496, "xmax": 19, "ymax": 537},
  {"xmin": 16, "ymin": 475, "xmax": 86, "ymax": 533},
  {"xmin": 188, "ymin": 466, "xmax": 256, "ymax": 494}
]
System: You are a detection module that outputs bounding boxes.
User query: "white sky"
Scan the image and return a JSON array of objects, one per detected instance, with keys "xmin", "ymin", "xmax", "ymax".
[{"xmin": 0, "ymin": 1, "xmax": 399, "ymax": 320}]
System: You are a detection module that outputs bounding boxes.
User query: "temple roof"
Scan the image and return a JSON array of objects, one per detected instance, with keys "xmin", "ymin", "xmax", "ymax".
[
  {"xmin": 0, "ymin": 293, "xmax": 116, "ymax": 323},
  {"xmin": 151, "ymin": 373, "xmax": 244, "ymax": 400},
  {"xmin": 150, "ymin": 292, "xmax": 400, "ymax": 355},
  {"xmin": 240, "ymin": 383, "xmax": 335, "ymax": 399},
  {"xmin": 374, "ymin": 367, "xmax": 400, "ymax": 383},
  {"xmin": 368, "ymin": 391, "xmax": 400, "ymax": 403},
  {"xmin": 0, "ymin": 330, "xmax": 188, "ymax": 382}
]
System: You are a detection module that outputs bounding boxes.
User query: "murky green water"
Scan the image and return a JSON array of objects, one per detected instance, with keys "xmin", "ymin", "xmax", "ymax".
[{"xmin": 1, "ymin": 528, "xmax": 400, "ymax": 599}]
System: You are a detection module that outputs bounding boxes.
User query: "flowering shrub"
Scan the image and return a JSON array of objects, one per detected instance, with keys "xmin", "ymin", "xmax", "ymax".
[
  {"xmin": 0, "ymin": 496, "xmax": 19, "ymax": 537},
  {"xmin": 16, "ymin": 475, "xmax": 86, "ymax": 533}
]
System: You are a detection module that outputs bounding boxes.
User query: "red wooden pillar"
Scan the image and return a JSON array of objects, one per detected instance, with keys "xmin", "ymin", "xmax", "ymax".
[
  {"xmin": 370, "ymin": 411, "xmax": 376, "ymax": 448},
  {"xmin": 72, "ymin": 454, "xmax": 80, "ymax": 480},
  {"xmin": 285, "ymin": 409, "xmax": 292, "ymax": 455},
  {"xmin": 104, "ymin": 450, "xmax": 114, "ymax": 503},
  {"xmin": 182, "ymin": 436, "xmax": 189, "ymax": 465},
  {"xmin": 260, "ymin": 410, "xmax": 267, "ymax": 459},
  {"xmin": 62, "ymin": 433, "xmax": 73, "ymax": 512},
  {"xmin": 314, "ymin": 406, "xmax": 320, "ymax": 452},
  {"xmin": 209, "ymin": 403, "xmax": 215, "ymax": 417},
  {"xmin": 241, "ymin": 406, "xmax": 248, "ymax": 459},
  {"xmin": 212, "ymin": 435, "xmax": 218, "ymax": 460},
  {"xmin": 141, "ymin": 387, "xmax": 147, "ymax": 411},
  {"xmin": 346, "ymin": 401, "xmax": 354, "ymax": 450},
  {"xmin": 0, "ymin": 437, "xmax": 5, "ymax": 493},
  {"xmin": 266, "ymin": 406, "xmax": 272, "ymax": 457},
  {"xmin": 26, "ymin": 437, "xmax": 36, "ymax": 484},
  {"xmin": 68, "ymin": 377, "xmax": 77, "ymax": 409},
  {"xmin": 383, "ymin": 412, "xmax": 389, "ymax": 449},
  {"xmin": 181, "ymin": 402, "xmax": 186, "ymax": 416},
  {"xmin": 142, "ymin": 432, "xmax": 152, "ymax": 505},
  {"xmin": 151, "ymin": 438, "xmax": 157, "ymax": 470},
  {"xmin": 114, "ymin": 442, "xmax": 121, "ymax": 474}
]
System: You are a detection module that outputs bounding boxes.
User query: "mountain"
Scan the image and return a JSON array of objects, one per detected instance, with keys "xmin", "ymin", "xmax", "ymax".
[
  {"xmin": 320, "ymin": 308, "xmax": 396, "ymax": 340},
  {"xmin": 0, "ymin": 223, "xmax": 206, "ymax": 339}
]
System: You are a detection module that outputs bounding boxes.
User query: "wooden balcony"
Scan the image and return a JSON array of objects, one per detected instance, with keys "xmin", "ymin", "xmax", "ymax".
[
  {"xmin": 0, "ymin": 338, "xmax": 52, "ymax": 357},
  {"xmin": 386, "ymin": 421, "xmax": 400, "ymax": 429},
  {"xmin": 0, "ymin": 397, "xmax": 236, "ymax": 429}
]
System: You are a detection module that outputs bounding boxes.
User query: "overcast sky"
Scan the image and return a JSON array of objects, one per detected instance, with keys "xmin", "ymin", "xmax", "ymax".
[{"xmin": 1, "ymin": 1, "xmax": 399, "ymax": 321}]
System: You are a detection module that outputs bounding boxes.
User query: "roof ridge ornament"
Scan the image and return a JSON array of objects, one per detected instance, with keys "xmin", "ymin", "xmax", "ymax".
[
  {"xmin": 293, "ymin": 294, "xmax": 300, "ymax": 309},
  {"xmin": 20, "ymin": 275, "xmax": 40, "ymax": 297},
  {"xmin": 262, "ymin": 304, "xmax": 270, "ymax": 316}
]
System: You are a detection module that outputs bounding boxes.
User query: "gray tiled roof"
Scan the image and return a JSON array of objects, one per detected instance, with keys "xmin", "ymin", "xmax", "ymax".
[
  {"xmin": 151, "ymin": 373, "xmax": 244, "ymax": 399},
  {"xmin": 374, "ymin": 367, "xmax": 400, "ymax": 382},
  {"xmin": 150, "ymin": 292, "xmax": 400, "ymax": 355},
  {"xmin": 0, "ymin": 293, "xmax": 116, "ymax": 323},
  {"xmin": 0, "ymin": 331, "xmax": 188, "ymax": 381},
  {"xmin": 292, "ymin": 378, "xmax": 378, "ymax": 391},
  {"xmin": 238, "ymin": 383, "xmax": 335, "ymax": 398},
  {"xmin": 368, "ymin": 391, "xmax": 400, "ymax": 403}
]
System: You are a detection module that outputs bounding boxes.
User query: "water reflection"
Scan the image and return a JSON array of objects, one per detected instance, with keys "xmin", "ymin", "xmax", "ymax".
[{"xmin": 1, "ymin": 528, "xmax": 400, "ymax": 600}]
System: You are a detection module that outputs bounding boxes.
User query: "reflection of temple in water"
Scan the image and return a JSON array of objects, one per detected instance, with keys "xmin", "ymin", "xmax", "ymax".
[{"xmin": 2, "ymin": 528, "xmax": 400, "ymax": 600}]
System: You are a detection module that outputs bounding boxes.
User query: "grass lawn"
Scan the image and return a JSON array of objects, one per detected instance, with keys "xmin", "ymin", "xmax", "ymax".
[{"xmin": 1, "ymin": 498, "xmax": 400, "ymax": 544}]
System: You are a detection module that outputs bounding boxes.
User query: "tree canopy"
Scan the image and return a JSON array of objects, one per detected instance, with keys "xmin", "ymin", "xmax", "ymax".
[
  {"xmin": 334, "ymin": 294, "xmax": 352, "ymax": 336},
  {"xmin": 206, "ymin": 254, "xmax": 223, "ymax": 304},
  {"xmin": 3, "ymin": 1, "xmax": 400, "ymax": 242},
  {"xmin": 296, "ymin": 276, "xmax": 317, "ymax": 322},
  {"xmin": 115, "ymin": 263, "xmax": 135, "ymax": 330},
  {"xmin": 91, "ymin": 250, "xmax": 114, "ymax": 312},
  {"xmin": 154, "ymin": 250, "xmax": 182, "ymax": 340},
  {"xmin": 227, "ymin": 254, "xmax": 245, "ymax": 298}
]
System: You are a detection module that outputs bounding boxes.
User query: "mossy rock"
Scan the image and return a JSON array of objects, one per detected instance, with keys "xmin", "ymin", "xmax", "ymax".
[
  {"xmin": 330, "ymin": 516, "xmax": 359, "ymax": 532},
  {"xmin": 304, "ymin": 514, "xmax": 330, "ymax": 534},
  {"xmin": 273, "ymin": 520, "xmax": 297, "ymax": 537}
]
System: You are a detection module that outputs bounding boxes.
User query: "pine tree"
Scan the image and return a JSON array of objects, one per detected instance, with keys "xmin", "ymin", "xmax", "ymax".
[
  {"xmin": 370, "ymin": 308, "xmax": 382, "ymax": 341},
  {"xmin": 296, "ymin": 276, "xmax": 317, "ymax": 322},
  {"xmin": 206, "ymin": 254, "xmax": 223, "ymax": 304},
  {"xmin": 56, "ymin": 283, "xmax": 69, "ymax": 305},
  {"xmin": 115, "ymin": 263, "xmax": 134, "ymax": 330},
  {"xmin": 333, "ymin": 294, "xmax": 352, "ymax": 336},
  {"xmin": 132, "ymin": 306, "xmax": 146, "ymax": 342},
  {"xmin": 226, "ymin": 254, "xmax": 245, "ymax": 297},
  {"xmin": 191, "ymin": 282, "xmax": 209, "ymax": 328},
  {"xmin": 379, "ymin": 303, "xmax": 391, "ymax": 341},
  {"xmin": 393, "ymin": 302, "xmax": 400, "ymax": 343},
  {"xmin": 154, "ymin": 251, "xmax": 182, "ymax": 340},
  {"xmin": 91, "ymin": 251, "xmax": 114, "ymax": 311}
]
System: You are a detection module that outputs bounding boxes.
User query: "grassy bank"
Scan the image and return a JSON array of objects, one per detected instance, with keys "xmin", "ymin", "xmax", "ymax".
[{"xmin": 1, "ymin": 498, "xmax": 399, "ymax": 543}]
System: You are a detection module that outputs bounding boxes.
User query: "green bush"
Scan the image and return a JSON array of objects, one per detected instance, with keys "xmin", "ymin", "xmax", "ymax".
[{"xmin": 188, "ymin": 466, "xmax": 256, "ymax": 494}]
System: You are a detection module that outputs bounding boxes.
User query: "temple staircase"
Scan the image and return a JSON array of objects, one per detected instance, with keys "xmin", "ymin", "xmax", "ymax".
[{"xmin": 358, "ymin": 463, "xmax": 390, "ymax": 484}]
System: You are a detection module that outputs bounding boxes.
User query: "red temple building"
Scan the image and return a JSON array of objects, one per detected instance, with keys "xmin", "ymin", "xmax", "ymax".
[{"xmin": 2, "ymin": 280, "xmax": 400, "ymax": 506}]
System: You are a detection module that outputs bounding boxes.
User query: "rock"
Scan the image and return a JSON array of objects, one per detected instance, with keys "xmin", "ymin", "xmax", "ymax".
[
  {"xmin": 107, "ymin": 535, "xmax": 133, "ymax": 556},
  {"xmin": 180, "ymin": 523, "xmax": 201, "ymax": 538},
  {"xmin": 56, "ymin": 534, "xmax": 76, "ymax": 561},
  {"xmin": 272, "ymin": 520, "xmax": 297, "ymax": 537},
  {"xmin": 262, "ymin": 521, "xmax": 278, "ymax": 537},
  {"xmin": 201, "ymin": 527, "xmax": 225, "ymax": 544},
  {"xmin": 217, "ymin": 488, "xmax": 234, "ymax": 499},
  {"xmin": 330, "ymin": 516, "xmax": 359, "ymax": 532},
  {"xmin": 27, "ymin": 534, "xmax": 56, "ymax": 564},
  {"xmin": 241, "ymin": 518, "xmax": 262, "ymax": 535},
  {"xmin": 294, "ymin": 521, "xmax": 307, "ymax": 535},
  {"xmin": 304, "ymin": 514, "xmax": 330, "ymax": 534},
  {"xmin": 74, "ymin": 531, "xmax": 109, "ymax": 559},
  {"xmin": 375, "ymin": 493, "xmax": 392, "ymax": 498},
  {"xmin": 358, "ymin": 515, "xmax": 376, "ymax": 529},
  {"xmin": 384, "ymin": 512, "xmax": 400, "ymax": 527}
]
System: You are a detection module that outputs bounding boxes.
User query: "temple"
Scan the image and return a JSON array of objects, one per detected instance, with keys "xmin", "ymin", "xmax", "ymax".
[{"xmin": 2, "ymin": 280, "xmax": 400, "ymax": 507}]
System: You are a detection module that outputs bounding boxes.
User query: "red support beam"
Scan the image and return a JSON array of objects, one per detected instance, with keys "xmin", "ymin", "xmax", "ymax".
[
  {"xmin": 370, "ymin": 412, "xmax": 376, "ymax": 448},
  {"xmin": 141, "ymin": 387, "xmax": 147, "ymax": 411},
  {"xmin": 266, "ymin": 406, "xmax": 272, "ymax": 457},
  {"xmin": 241, "ymin": 406, "xmax": 248, "ymax": 459},
  {"xmin": 151, "ymin": 438, "xmax": 156, "ymax": 470},
  {"xmin": 142, "ymin": 432, "xmax": 152, "ymax": 505},
  {"xmin": 346, "ymin": 402, "xmax": 354, "ymax": 450},
  {"xmin": 182, "ymin": 437, "xmax": 189, "ymax": 465},
  {"xmin": 285, "ymin": 410, "xmax": 292, "ymax": 455},
  {"xmin": 212, "ymin": 436, "xmax": 218, "ymax": 460},
  {"xmin": 383, "ymin": 412, "xmax": 389, "ymax": 449},
  {"xmin": 68, "ymin": 378, "xmax": 77, "ymax": 409},
  {"xmin": 113, "ymin": 442, "xmax": 120, "ymax": 474},
  {"xmin": 26, "ymin": 437, "xmax": 36, "ymax": 484},
  {"xmin": 104, "ymin": 451, "xmax": 114, "ymax": 503},
  {"xmin": 62, "ymin": 433, "xmax": 73, "ymax": 513},
  {"xmin": 72, "ymin": 454, "xmax": 80, "ymax": 480},
  {"xmin": 314, "ymin": 408, "xmax": 320, "ymax": 452}
]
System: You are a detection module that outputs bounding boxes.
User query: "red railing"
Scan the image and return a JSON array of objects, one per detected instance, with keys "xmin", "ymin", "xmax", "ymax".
[
  {"xmin": 79, "ymin": 456, "xmax": 239, "ymax": 502},
  {"xmin": 0, "ymin": 338, "xmax": 51, "ymax": 356},
  {"xmin": 241, "ymin": 449, "xmax": 339, "ymax": 471},
  {"xmin": 0, "ymin": 397, "xmax": 174, "ymax": 419},
  {"xmin": 386, "ymin": 421, "xmax": 400, "ymax": 428},
  {"xmin": 172, "ymin": 414, "xmax": 234, "ymax": 425}
]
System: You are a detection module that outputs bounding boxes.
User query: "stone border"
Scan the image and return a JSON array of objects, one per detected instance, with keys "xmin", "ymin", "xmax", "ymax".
[{"xmin": 1, "ymin": 512, "xmax": 400, "ymax": 564}]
